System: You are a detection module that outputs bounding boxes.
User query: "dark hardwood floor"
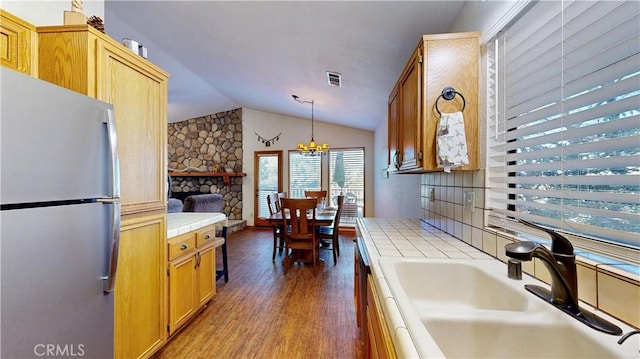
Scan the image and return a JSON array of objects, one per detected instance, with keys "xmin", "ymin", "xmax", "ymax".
[{"xmin": 154, "ymin": 227, "xmax": 365, "ymax": 359}]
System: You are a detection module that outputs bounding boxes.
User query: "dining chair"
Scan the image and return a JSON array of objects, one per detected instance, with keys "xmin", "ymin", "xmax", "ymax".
[
  {"xmin": 304, "ymin": 190, "xmax": 327, "ymax": 206},
  {"xmin": 317, "ymin": 195, "xmax": 344, "ymax": 264},
  {"xmin": 342, "ymin": 192, "xmax": 358, "ymax": 217},
  {"xmin": 274, "ymin": 192, "xmax": 287, "ymax": 212},
  {"xmin": 280, "ymin": 198, "xmax": 318, "ymax": 274},
  {"xmin": 267, "ymin": 194, "xmax": 285, "ymax": 262}
]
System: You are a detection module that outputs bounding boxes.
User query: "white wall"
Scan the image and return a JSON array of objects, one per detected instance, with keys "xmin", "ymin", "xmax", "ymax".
[
  {"xmin": 373, "ymin": 118, "xmax": 421, "ymax": 218},
  {"xmin": 242, "ymin": 108, "xmax": 375, "ymax": 226},
  {"xmin": 1, "ymin": 0, "xmax": 104, "ymax": 26}
]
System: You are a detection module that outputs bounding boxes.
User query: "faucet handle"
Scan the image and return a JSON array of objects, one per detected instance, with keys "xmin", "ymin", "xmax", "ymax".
[{"xmin": 518, "ymin": 219, "xmax": 574, "ymax": 255}]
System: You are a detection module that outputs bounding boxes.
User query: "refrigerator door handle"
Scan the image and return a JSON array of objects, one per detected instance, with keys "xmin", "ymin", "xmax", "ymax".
[
  {"xmin": 104, "ymin": 108, "xmax": 121, "ymax": 199},
  {"xmin": 103, "ymin": 201, "xmax": 121, "ymax": 294}
]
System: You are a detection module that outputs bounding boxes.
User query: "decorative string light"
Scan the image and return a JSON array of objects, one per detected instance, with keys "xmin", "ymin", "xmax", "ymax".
[{"xmin": 255, "ymin": 132, "xmax": 282, "ymax": 147}]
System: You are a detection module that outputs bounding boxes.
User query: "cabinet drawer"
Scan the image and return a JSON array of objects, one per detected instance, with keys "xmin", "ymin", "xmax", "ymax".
[
  {"xmin": 196, "ymin": 226, "xmax": 216, "ymax": 248},
  {"xmin": 168, "ymin": 234, "xmax": 196, "ymax": 260}
]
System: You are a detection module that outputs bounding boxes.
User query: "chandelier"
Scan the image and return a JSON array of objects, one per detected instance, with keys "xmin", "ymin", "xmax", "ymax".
[{"xmin": 292, "ymin": 95, "xmax": 328, "ymax": 156}]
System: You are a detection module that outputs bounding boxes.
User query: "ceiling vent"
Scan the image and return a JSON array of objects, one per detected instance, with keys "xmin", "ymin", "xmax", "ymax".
[{"xmin": 326, "ymin": 71, "xmax": 342, "ymax": 87}]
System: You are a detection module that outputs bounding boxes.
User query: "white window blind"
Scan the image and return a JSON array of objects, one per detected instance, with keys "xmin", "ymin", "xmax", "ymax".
[
  {"xmin": 486, "ymin": 1, "xmax": 640, "ymax": 255},
  {"xmin": 288, "ymin": 151, "xmax": 321, "ymax": 199},
  {"xmin": 256, "ymin": 152, "xmax": 280, "ymax": 218},
  {"xmin": 329, "ymin": 148, "xmax": 365, "ymax": 218}
]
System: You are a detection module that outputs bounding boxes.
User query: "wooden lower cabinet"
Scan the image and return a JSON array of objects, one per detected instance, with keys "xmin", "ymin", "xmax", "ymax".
[
  {"xmin": 167, "ymin": 225, "xmax": 217, "ymax": 335},
  {"xmin": 366, "ymin": 276, "xmax": 397, "ymax": 359},
  {"xmin": 168, "ymin": 237, "xmax": 197, "ymax": 334},
  {"xmin": 115, "ymin": 211, "xmax": 167, "ymax": 359}
]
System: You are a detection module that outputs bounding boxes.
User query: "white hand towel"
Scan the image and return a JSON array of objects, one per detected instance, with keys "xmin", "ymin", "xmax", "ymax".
[{"xmin": 436, "ymin": 111, "xmax": 469, "ymax": 173}]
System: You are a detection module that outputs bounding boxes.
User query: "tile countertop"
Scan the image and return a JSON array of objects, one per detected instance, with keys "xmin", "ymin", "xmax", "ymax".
[
  {"xmin": 167, "ymin": 212, "xmax": 227, "ymax": 239},
  {"xmin": 357, "ymin": 217, "xmax": 493, "ymax": 262},
  {"xmin": 356, "ymin": 218, "xmax": 638, "ymax": 358}
]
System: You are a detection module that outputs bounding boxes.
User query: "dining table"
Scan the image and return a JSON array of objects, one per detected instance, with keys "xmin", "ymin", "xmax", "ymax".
[{"xmin": 265, "ymin": 207, "xmax": 337, "ymax": 227}]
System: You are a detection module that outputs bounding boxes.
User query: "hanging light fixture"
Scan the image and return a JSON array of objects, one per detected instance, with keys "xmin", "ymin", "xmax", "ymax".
[{"xmin": 292, "ymin": 94, "xmax": 329, "ymax": 156}]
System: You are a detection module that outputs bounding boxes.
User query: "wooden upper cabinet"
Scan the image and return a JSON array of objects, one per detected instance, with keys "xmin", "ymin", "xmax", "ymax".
[
  {"xmin": 388, "ymin": 32, "xmax": 479, "ymax": 172},
  {"xmin": 0, "ymin": 9, "xmax": 38, "ymax": 76},
  {"xmin": 37, "ymin": 25, "xmax": 169, "ymax": 214}
]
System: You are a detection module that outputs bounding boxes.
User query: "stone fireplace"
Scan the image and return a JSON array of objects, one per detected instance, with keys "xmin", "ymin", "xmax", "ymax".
[{"xmin": 168, "ymin": 108, "xmax": 243, "ymax": 219}]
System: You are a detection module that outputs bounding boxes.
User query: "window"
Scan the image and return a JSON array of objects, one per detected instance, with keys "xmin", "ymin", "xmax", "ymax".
[
  {"xmin": 329, "ymin": 148, "xmax": 365, "ymax": 220},
  {"xmin": 288, "ymin": 151, "xmax": 321, "ymax": 199},
  {"xmin": 486, "ymin": 1, "xmax": 639, "ymax": 262}
]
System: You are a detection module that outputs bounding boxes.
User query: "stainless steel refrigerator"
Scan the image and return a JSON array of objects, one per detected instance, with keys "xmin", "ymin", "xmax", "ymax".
[{"xmin": 1, "ymin": 68, "xmax": 120, "ymax": 358}]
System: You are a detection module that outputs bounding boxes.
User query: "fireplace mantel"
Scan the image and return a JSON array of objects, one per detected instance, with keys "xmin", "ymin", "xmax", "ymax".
[{"xmin": 168, "ymin": 172, "xmax": 246, "ymax": 186}]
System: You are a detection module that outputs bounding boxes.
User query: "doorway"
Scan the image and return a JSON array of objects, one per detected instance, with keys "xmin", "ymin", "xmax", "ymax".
[{"xmin": 254, "ymin": 151, "xmax": 283, "ymax": 227}]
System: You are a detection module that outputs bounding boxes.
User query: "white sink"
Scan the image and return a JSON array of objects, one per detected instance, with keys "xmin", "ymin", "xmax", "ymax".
[
  {"xmin": 388, "ymin": 259, "xmax": 529, "ymax": 311},
  {"xmin": 423, "ymin": 317, "xmax": 622, "ymax": 358},
  {"xmin": 377, "ymin": 257, "xmax": 638, "ymax": 358}
]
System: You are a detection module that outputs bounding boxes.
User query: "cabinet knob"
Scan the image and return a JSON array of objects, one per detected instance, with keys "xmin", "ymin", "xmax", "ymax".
[
  {"xmin": 205, "ymin": 234, "xmax": 211, "ymax": 240},
  {"xmin": 180, "ymin": 243, "xmax": 188, "ymax": 250}
]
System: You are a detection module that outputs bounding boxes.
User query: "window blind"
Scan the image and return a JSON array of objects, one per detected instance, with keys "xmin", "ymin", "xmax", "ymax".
[
  {"xmin": 288, "ymin": 151, "xmax": 321, "ymax": 199},
  {"xmin": 256, "ymin": 153, "xmax": 280, "ymax": 218},
  {"xmin": 328, "ymin": 148, "xmax": 365, "ymax": 217},
  {"xmin": 486, "ymin": 0, "xmax": 640, "ymax": 254}
]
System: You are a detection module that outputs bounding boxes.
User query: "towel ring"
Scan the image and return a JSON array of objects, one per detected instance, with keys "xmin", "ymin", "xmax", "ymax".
[{"xmin": 435, "ymin": 87, "xmax": 466, "ymax": 115}]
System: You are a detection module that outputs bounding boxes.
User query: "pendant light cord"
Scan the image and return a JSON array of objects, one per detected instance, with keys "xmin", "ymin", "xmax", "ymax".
[{"xmin": 311, "ymin": 100, "xmax": 315, "ymax": 141}]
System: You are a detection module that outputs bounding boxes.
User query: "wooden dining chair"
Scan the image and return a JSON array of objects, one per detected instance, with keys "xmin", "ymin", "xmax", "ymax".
[
  {"xmin": 317, "ymin": 195, "xmax": 344, "ymax": 264},
  {"xmin": 267, "ymin": 194, "xmax": 285, "ymax": 262},
  {"xmin": 304, "ymin": 190, "xmax": 327, "ymax": 206},
  {"xmin": 274, "ymin": 192, "xmax": 287, "ymax": 212},
  {"xmin": 280, "ymin": 198, "xmax": 318, "ymax": 274}
]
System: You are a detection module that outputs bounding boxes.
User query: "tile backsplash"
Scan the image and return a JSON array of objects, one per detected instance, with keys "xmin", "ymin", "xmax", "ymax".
[{"xmin": 420, "ymin": 170, "xmax": 640, "ymax": 328}]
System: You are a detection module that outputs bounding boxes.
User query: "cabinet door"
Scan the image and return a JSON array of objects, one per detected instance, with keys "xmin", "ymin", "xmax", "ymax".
[
  {"xmin": 423, "ymin": 36, "xmax": 479, "ymax": 170},
  {"xmin": 168, "ymin": 253, "xmax": 197, "ymax": 335},
  {"xmin": 196, "ymin": 244, "xmax": 216, "ymax": 307},
  {"xmin": 97, "ymin": 41, "xmax": 168, "ymax": 215},
  {"xmin": 366, "ymin": 307, "xmax": 380, "ymax": 359},
  {"xmin": 399, "ymin": 46, "xmax": 422, "ymax": 171},
  {"xmin": 0, "ymin": 10, "xmax": 37, "ymax": 76},
  {"xmin": 367, "ymin": 276, "xmax": 396, "ymax": 359},
  {"xmin": 115, "ymin": 212, "xmax": 166, "ymax": 359},
  {"xmin": 387, "ymin": 85, "xmax": 400, "ymax": 171}
]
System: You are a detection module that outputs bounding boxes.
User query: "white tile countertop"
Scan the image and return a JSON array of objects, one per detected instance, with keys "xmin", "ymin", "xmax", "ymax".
[
  {"xmin": 357, "ymin": 217, "xmax": 493, "ymax": 263},
  {"xmin": 167, "ymin": 212, "xmax": 227, "ymax": 239},
  {"xmin": 356, "ymin": 218, "xmax": 638, "ymax": 359}
]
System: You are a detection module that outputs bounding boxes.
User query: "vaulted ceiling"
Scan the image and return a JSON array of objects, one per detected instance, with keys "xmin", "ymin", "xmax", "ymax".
[{"xmin": 105, "ymin": 1, "xmax": 469, "ymax": 130}]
